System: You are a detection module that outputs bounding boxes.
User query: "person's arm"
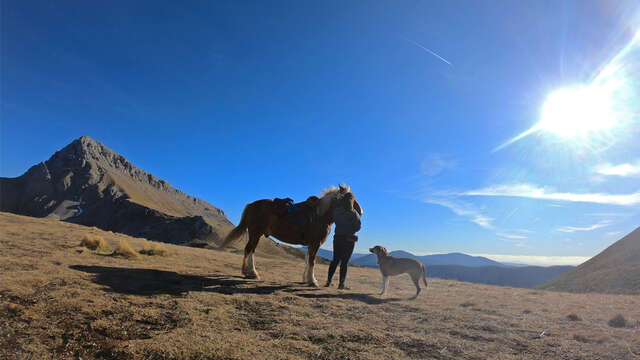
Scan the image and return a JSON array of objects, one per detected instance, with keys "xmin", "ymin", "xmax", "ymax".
[
  {"xmin": 354, "ymin": 200, "xmax": 363, "ymax": 216},
  {"xmin": 350, "ymin": 211, "xmax": 362, "ymax": 233}
]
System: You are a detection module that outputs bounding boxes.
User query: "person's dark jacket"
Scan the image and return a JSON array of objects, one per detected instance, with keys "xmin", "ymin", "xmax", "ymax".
[{"xmin": 333, "ymin": 206, "xmax": 361, "ymax": 241}]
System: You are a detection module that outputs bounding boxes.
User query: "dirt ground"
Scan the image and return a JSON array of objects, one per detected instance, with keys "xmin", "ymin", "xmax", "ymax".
[{"xmin": 1, "ymin": 212, "xmax": 639, "ymax": 359}]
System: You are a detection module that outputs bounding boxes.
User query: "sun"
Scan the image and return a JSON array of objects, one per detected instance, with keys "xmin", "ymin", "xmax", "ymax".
[{"xmin": 536, "ymin": 85, "xmax": 617, "ymax": 138}]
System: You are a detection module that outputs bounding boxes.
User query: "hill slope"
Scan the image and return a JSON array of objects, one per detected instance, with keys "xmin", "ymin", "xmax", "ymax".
[
  {"xmin": 0, "ymin": 136, "xmax": 300, "ymax": 257},
  {"xmin": 1, "ymin": 212, "xmax": 638, "ymax": 360},
  {"xmin": 538, "ymin": 227, "xmax": 640, "ymax": 294}
]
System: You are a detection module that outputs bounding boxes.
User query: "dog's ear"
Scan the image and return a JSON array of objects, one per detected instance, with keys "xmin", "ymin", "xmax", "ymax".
[{"xmin": 380, "ymin": 246, "xmax": 388, "ymax": 254}]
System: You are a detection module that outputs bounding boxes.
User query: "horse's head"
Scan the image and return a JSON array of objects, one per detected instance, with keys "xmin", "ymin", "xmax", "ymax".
[{"xmin": 318, "ymin": 185, "xmax": 363, "ymax": 217}]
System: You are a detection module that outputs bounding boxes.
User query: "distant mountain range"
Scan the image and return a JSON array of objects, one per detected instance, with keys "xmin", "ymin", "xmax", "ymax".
[
  {"xmin": 428, "ymin": 264, "xmax": 573, "ymax": 289},
  {"xmin": 306, "ymin": 248, "xmax": 574, "ymax": 289},
  {"xmin": 352, "ymin": 251, "xmax": 505, "ymax": 268},
  {"xmin": 538, "ymin": 226, "xmax": 640, "ymax": 294}
]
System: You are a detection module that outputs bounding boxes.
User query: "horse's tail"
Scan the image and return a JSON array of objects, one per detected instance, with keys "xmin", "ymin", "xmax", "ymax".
[
  {"xmin": 421, "ymin": 263, "xmax": 428, "ymax": 288},
  {"xmin": 218, "ymin": 204, "xmax": 249, "ymax": 249}
]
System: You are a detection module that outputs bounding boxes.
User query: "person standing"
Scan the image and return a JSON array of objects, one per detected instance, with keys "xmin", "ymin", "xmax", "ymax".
[{"xmin": 325, "ymin": 192, "xmax": 362, "ymax": 289}]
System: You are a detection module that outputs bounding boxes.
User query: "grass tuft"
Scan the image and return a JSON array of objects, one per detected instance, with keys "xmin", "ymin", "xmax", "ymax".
[
  {"xmin": 140, "ymin": 240, "xmax": 170, "ymax": 257},
  {"xmin": 80, "ymin": 234, "xmax": 108, "ymax": 251},
  {"xmin": 6, "ymin": 303, "xmax": 23, "ymax": 316},
  {"xmin": 608, "ymin": 314, "xmax": 627, "ymax": 328},
  {"xmin": 113, "ymin": 240, "xmax": 139, "ymax": 259},
  {"xmin": 566, "ymin": 313, "xmax": 581, "ymax": 321}
]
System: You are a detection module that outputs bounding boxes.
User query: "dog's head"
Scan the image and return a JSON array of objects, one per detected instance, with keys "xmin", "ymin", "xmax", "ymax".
[{"xmin": 369, "ymin": 245, "xmax": 388, "ymax": 257}]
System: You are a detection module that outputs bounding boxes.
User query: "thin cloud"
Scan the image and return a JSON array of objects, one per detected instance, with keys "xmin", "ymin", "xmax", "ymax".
[
  {"xmin": 404, "ymin": 38, "xmax": 453, "ymax": 66},
  {"xmin": 471, "ymin": 254, "xmax": 590, "ymax": 266},
  {"xmin": 596, "ymin": 161, "xmax": 640, "ymax": 177},
  {"xmin": 606, "ymin": 231, "xmax": 623, "ymax": 237},
  {"xmin": 421, "ymin": 154, "xmax": 456, "ymax": 177},
  {"xmin": 516, "ymin": 229, "xmax": 535, "ymax": 234},
  {"xmin": 556, "ymin": 221, "xmax": 611, "ymax": 233},
  {"xmin": 425, "ymin": 199, "xmax": 493, "ymax": 229},
  {"xmin": 462, "ymin": 183, "xmax": 640, "ymax": 206},
  {"xmin": 497, "ymin": 233, "xmax": 527, "ymax": 239}
]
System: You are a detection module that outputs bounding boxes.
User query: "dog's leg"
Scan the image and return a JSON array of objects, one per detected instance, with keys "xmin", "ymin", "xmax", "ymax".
[
  {"xmin": 410, "ymin": 274, "xmax": 421, "ymax": 299},
  {"xmin": 380, "ymin": 275, "xmax": 389, "ymax": 296}
]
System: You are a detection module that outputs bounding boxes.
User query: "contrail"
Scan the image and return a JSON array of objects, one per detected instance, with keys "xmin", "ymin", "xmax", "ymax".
[
  {"xmin": 404, "ymin": 38, "xmax": 453, "ymax": 66},
  {"xmin": 492, "ymin": 126, "xmax": 539, "ymax": 153}
]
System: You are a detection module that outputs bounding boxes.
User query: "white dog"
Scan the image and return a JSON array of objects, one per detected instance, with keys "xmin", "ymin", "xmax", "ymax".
[{"xmin": 369, "ymin": 245, "xmax": 428, "ymax": 298}]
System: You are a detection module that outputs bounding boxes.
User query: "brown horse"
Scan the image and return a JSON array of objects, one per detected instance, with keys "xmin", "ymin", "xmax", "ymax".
[{"xmin": 219, "ymin": 185, "xmax": 362, "ymax": 286}]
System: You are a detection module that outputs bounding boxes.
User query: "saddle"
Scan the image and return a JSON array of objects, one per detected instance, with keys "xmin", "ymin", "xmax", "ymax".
[
  {"xmin": 273, "ymin": 197, "xmax": 295, "ymax": 217},
  {"xmin": 273, "ymin": 196, "xmax": 320, "ymax": 227}
]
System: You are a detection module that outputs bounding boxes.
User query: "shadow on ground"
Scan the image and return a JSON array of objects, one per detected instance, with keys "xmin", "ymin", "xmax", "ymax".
[
  {"xmin": 70, "ymin": 265, "xmax": 292, "ymax": 296},
  {"xmin": 289, "ymin": 291, "xmax": 404, "ymax": 304}
]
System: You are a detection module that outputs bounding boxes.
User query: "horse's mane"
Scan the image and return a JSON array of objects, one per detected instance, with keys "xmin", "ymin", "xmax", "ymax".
[
  {"xmin": 318, "ymin": 184, "xmax": 350, "ymax": 215},
  {"xmin": 322, "ymin": 184, "xmax": 350, "ymax": 195}
]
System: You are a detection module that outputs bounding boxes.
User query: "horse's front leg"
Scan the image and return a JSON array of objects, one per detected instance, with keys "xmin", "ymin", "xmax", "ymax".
[{"xmin": 305, "ymin": 242, "xmax": 320, "ymax": 287}]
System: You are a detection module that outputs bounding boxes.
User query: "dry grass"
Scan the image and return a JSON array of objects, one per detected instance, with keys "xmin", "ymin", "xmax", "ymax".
[
  {"xmin": 79, "ymin": 234, "xmax": 108, "ymax": 251},
  {"xmin": 113, "ymin": 240, "xmax": 139, "ymax": 259},
  {"xmin": 139, "ymin": 239, "xmax": 169, "ymax": 257},
  {"xmin": 1, "ymin": 212, "xmax": 639, "ymax": 360}
]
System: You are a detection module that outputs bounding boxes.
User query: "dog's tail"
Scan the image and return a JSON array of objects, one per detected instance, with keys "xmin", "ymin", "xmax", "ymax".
[
  {"xmin": 218, "ymin": 204, "xmax": 249, "ymax": 249},
  {"xmin": 421, "ymin": 263, "xmax": 428, "ymax": 288}
]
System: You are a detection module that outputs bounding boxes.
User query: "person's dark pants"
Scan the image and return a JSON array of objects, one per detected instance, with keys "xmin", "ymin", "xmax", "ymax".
[{"xmin": 326, "ymin": 237, "xmax": 356, "ymax": 287}]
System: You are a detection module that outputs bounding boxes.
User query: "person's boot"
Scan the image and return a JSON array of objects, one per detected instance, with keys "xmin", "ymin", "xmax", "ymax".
[
  {"xmin": 324, "ymin": 281, "xmax": 331, "ymax": 287},
  {"xmin": 338, "ymin": 283, "xmax": 350, "ymax": 290}
]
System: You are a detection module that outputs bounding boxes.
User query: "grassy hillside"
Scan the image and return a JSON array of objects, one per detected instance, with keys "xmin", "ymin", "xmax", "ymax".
[
  {"xmin": 539, "ymin": 227, "xmax": 640, "ymax": 294},
  {"xmin": 1, "ymin": 212, "xmax": 639, "ymax": 359}
]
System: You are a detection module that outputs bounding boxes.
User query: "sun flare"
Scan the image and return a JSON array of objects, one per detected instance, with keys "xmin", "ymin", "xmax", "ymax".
[
  {"xmin": 537, "ymin": 85, "xmax": 617, "ymax": 138},
  {"xmin": 493, "ymin": 27, "xmax": 640, "ymax": 152}
]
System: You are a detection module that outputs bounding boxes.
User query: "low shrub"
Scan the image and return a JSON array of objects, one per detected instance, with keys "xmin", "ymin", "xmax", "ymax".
[
  {"xmin": 140, "ymin": 240, "xmax": 169, "ymax": 257},
  {"xmin": 608, "ymin": 314, "xmax": 627, "ymax": 328},
  {"xmin": 113, "ymin": 240, "xmax": 139, "ymax": 259},
  {"xmin": 80, "ymin": 234, "xmax": 107, "ymax": 250},
  {"xmin": 566, "ymin": 314, "xmax": 581, "ymax": 321}
]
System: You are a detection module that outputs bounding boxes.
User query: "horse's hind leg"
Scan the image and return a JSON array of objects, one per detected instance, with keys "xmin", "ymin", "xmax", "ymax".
[
  {"xmin": 242, "ymin": 231, "xmax": 261, "ymax": 280},
  {"xmin": 302, "ymin": 252, "xmax": 309, "ymax": 283}
]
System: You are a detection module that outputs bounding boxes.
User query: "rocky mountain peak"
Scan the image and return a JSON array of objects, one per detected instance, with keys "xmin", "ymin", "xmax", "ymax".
[{"xmin": 1, "ymin": 136, "xmax": 229, "ymax": 244}]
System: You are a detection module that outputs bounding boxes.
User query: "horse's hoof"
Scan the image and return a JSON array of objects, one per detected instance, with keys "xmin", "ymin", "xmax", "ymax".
[
  {"xmin": 244, "ymin": 273, "xmax": 260, "ymax": 280},
  {"xmin": 308, "ymin": 281, "xmax": 319, "ymax": 288}
]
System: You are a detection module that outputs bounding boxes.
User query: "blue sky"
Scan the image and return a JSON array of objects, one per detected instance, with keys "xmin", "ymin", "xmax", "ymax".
[{"xmin": 2, "ymin": 1, "xmax": 640, "ymax": 265}]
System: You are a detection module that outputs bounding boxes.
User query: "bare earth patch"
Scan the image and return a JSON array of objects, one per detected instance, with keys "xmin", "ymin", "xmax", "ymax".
[{"xmin": 1, "ymin": 212, "xmax": 639, "ymax": 359}]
